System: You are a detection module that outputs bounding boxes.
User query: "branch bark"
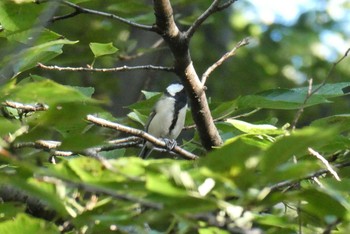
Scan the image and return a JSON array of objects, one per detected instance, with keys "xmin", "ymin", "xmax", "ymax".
[
  {"xmin": 37, "ymin": 0, "xmax": 155, "ymax": 31},
  {"xmin": 153, "ymin": 0, "xmax": 223, "ymax": 150},
  {"xmin": 37, "ymin": 63, "xmax": 174, "ymax": 73},
  {"xmin": 86, "ymin": 115, "xmax": 198, "ymax": 160}
]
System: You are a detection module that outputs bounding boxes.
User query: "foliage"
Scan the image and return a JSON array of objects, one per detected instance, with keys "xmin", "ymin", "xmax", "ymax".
[{"xmin": 1, "ymin": 0, "xmax": 350, "ymax": 234}]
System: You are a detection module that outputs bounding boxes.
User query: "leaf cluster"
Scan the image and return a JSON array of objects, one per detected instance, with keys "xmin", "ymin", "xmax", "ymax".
[{"xmin": 0, "ymin": 1, "xmax": 350, "ymax": 234}]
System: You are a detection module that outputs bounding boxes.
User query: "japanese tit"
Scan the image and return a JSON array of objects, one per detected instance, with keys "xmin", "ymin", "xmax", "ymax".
[{"xmin": 139, "ymin": 83, "xmax": 188, "ymax": 158}]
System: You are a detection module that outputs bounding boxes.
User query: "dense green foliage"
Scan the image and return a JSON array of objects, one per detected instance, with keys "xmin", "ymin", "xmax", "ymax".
[{"xmin": 1, "ymin": 0, "xmax": 350, "ymax": 233}]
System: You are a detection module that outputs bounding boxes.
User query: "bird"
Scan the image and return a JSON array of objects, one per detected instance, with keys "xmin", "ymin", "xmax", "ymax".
[{"xmin": 139, "ymin": 83, "xmax": 188, "ymax": 158}]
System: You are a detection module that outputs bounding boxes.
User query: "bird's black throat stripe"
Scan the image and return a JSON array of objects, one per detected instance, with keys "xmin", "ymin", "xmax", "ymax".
[{"xmin": 168, "ymin": 89, "xmax": 187, "ymax": 134}]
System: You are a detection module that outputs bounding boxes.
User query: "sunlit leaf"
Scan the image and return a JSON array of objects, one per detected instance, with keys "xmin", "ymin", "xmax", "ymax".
[
  {"xmin": 0, "ymin": 213, "xmax": 59, "ymax": 234},
  {"xmin": 226, "ymin": 119, "xmax": 286, "ymax": 135},
  {"xmin": 238, "ymin": 82, "xmax": 350, "ymax": 110},
  {"xmin": 89, "ymin": 42, "xmax": 118, "ymax": 58}
]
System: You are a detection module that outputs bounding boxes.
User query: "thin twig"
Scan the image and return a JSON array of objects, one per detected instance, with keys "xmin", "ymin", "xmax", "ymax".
[
  {"xmin": 86, "ymin": 115, "xmax": 199, "ymax": 160},
  {"xmin": 186, "ymin": 0, "xmax": 237, "ymax": 38},
  {"xmin": 36, "ymin": 0, "xmax": 154, "ymax": 31},
  {"xmin": 217, "ymin": 0, "xmax": 238, "ymax": 10},
  {"xmin": 291, "ymin": 48, "xmax": 350, "ymax": 129},
  {"xmin": 118, "ymin": 38, "xmax": 165, "ymax": 61},
  {"xmin": 37, "ymin": 63, "xmax": 175, "ymax": 73},
  {"xmin": 49, "ymin": 8, "xmax": 80, "ymax": 23},
  {"xmin": 308, "ymin": 147, "xmax": 341, "ymax": 181},
  {"xmin": 269, "ymin": 160, "xmax": 350, "ymax": 192},
  {"xmin": 201, "ymin": 37, "xmax": 249, "ymax": 85}
]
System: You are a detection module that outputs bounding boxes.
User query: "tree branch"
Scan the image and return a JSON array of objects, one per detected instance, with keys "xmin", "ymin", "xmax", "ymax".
[
  {"xmin": 2, "ymin": 101, "xmax": 48, "ymax": 112},
  {"xmin": 308, "ymin": 147, "xmax": 341, "ymax": 181},
  {"xmin": 201, "ymin": 37, "xmax": 249, "ymax": 85},
  {"xmin": 269, "ymin": 160, "xmax": 350, "ymax": 192},
  {"xmin": 49, "ymin": 8, "xmax": 80, "ymax": 23},
  {"xmin": 186, "ymin": 0, "xmax": 237, "ymax": 39},
  {"xmin": 153, "ymin": 0, "xmax": 223, "ymax": 150},
  {"xmin": 36, "ymin": 0, "xmax": 155, "ymax": 31},
  {"xmin": 86, "ymin": 115, "xmax": 199, "ymax": 160},
  {"xmin": 37, "ymin": 63, "xmax": 175, "ymax": 73},
  {"xmin": 291, "ymin": 48, "xmax": 350, "ymax": 129}
]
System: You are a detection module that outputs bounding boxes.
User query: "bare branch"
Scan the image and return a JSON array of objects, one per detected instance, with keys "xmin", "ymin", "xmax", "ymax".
[
  {"xmin": 37, "ymin": 63, "xmax": 175, "ymax": 73},
  {"xmin": 308, "ymin": 147, "xmax": 341, "ymax": 181},
  {"xmin": 49, "ymin": 8, "xmax": 80, "ymax": 23},
  {"xmin": 269, "ymin": 160, "xmax": 350, "ymax": 192},
  {"xmin": 186, "ymin": 0, "xmax": 238, "ymax": 38},
  {"xmin": 201, "ymin": 37, "xmax": 249, "ymax": 85},
  {"xmin": 217, "ymin": 0, "xmax": 238, "ymax": 10},
  {"xmin": 36, "ymin": 0, "xmax": 154, "ymax": 31},
  {"xmin": 185, "ymin": 0, "xmax": 220, "ymax": 38},
  {"xmin": 291, "ymin": 48, "xmax": 350, "ymax": 129},
  {"xmin": 86, "ymin": 115, "xmax": 199, "ymax": 160},
  {"xmin": 118, "ymin": 38, "xmax": 165, "ymax": 61},
  {"xmin": 2, "ymin": 101, "xmax": 48, "ymax": 112}
]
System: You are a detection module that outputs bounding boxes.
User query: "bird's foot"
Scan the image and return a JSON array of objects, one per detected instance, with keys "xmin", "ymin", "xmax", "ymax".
[{"xmin": 162, "ymin": 138, "xmax": 177, "ymax": 150}]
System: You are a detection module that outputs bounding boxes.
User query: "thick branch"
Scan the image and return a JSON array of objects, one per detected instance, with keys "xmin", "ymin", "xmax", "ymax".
[
  {"xmin": 37, "ymin": 63, "xmax": 174, "ymax": 73},
  {"xmin": 86, "ymin": 115, "xmax": 199, "ymax": 160},
  {"xmin": 153, "ymin": 0, "xmax": 223, "ymax": 150}
]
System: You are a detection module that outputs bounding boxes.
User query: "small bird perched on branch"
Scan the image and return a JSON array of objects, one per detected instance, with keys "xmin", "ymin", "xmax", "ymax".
[{"xmin": 139, "ymin": 83, "xmax": 188, "ymax": 158}]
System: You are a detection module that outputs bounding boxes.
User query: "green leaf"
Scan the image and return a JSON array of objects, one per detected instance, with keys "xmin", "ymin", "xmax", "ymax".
[
  {"xmin": 71, "ymin": 86, "xmax": 95, "ymax": 98},
  {"xmin": 89, "ymin": 42, "xmax": 118, "ymax": 58},
  {"xmin": 127, "ymin": 93, "xmax": 161, "ymax": 113},
  {"xmin": 127, "ymin": 109, "xmax": 147, "ymax": 126},
  {"xmin": 255, "ymin": 214, "xmax": 296, "ymax": 229},
  {"xmin": 0, "ymin": 203, "xmax": 26, "ymax": 222},
  {"xmin": 238, "ymin": 88, "xmax": 328, "ymax": 110},
  {"xmin": 1, "ymin": 39, "xmax": 78, "ymax": 75},
  {"xmin": 38, "ymin": 102, "xmax": 102, "ymax": 136},
  {"xmin": 59, "ymin": 133, "xmax": 105, "ymax": 151},
  {"xmin": 226, "ymin": 119, "xmax": 287, "ymax": 135},
  {"xmin": 260, "ymin": 127, "xmax": 336, "ymax": 175},
  {"xmin": 146, "ymin": 171, "xmax": 188, "ymax": 197},
  {"xmin": 2, "ymin": 28, "xmax": 63, "ymax": 45},
  {"xmin": 0, "ymin": 213, "xmax": 59, "ymax": 234},
  {"xmin": 0, "ymin": 118, "xmax": 21, "ymax": 136},
  {"xmin": 141, "ymin": 90, "xmax": 161, "ymax": 100},
  {"xmin": 210, "ymin": 100, "xmax": 238, "ymax": 119},
  {"xmin": 200, "ymin": 138, "xmax": 262, "ymax": 190},
  {"xmin": 311, "ymin": 114, "xmax": 350, "ymax": 131},
  {"xmin": 107, "ymin": 1, "xmax": 152, "ymax": 14},
  {"xmin": 1, "ymin": 78, "xmax": 98, "ymax": 105},
  {"xmin": 238, "ymin": 82, "xmax": 350, "ymax": 110},
  {"xmin": 0, "ymin": 2, "xmax": 44, "ymax": 31},
  {"xmin": 297, "ymin": 188, "xmax": 348, "ymax": 219},
  {"xmin": 198, "ymin": 227, "xmax": 230, "ymax": 234}
]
